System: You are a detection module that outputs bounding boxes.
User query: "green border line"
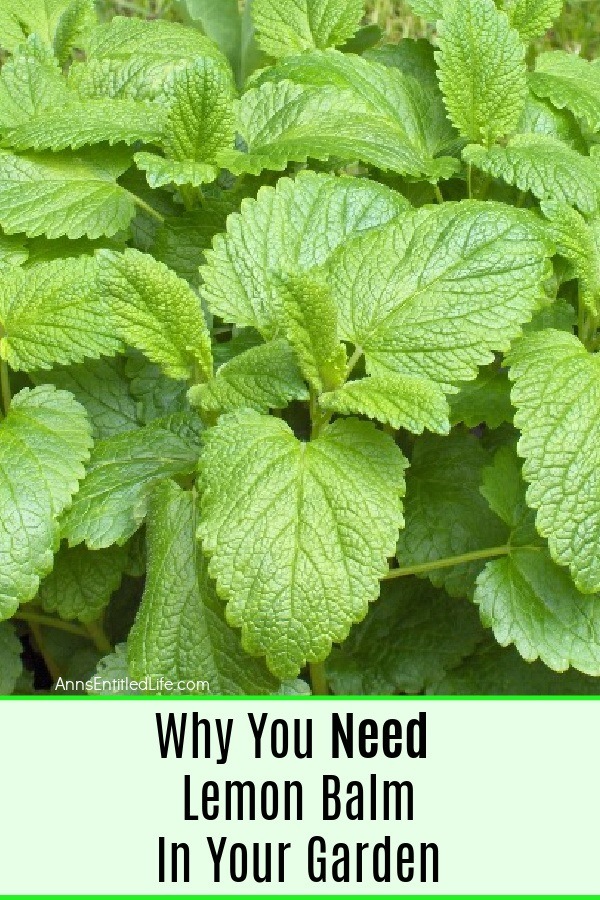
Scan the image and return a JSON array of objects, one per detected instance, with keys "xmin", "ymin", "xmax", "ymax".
[
  {"xmin": 2, "ymin": 895, "xmax": 599, "ymax": 899},
  {"xmin": 1, "ymin": 694, "xmax": 599, "ymax": 700}
]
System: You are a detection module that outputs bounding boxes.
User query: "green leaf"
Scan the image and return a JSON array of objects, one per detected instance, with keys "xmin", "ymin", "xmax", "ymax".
[
  {"xmin": 33, "ymin": 357, "xmax": 139, "ymax": 439},
  {"xmin": 252, "ymin": 49, "xmax": 457, "ymax": 177},
  {"xmin": 396, "ymin": 432, "xmax": 508, "ymax": 597},
  {"xmin": 62, "ymin": 412, "xmax": 203, "ymax": 550},
  {"xmin": 188, "ymin": 339, "xmax": 309, "ymax": 415},
  {"xmin": 475, "ymin": 548, "xmax": 600, "ymax": 674},
  {"xmin": 0, "ymin": 0, "xmax": 94, "ymax": 54},
  {"xmin": 97, "ymin": 249, "xmax": 212, "ymax": 382},
  {"xmin": 4, "ymin": 97, "xmax": 165, "ymax": 152},
  {"xmin": 200, "ymin": 170, "xmax": 407, "ymax": 336},
  {"xmin": 327, "ymin": 578, "xmax": 484, "ymax": 694},
  {"xmin": 0, "ymin": 257, "xmax": 121, "ymax": 371},
  {"xmin": 436, "ymin": 0, "xmax": 527, "ymax": 144},
  {"xmin": 507, "ymin": 329, "xmax": 600, "ymax": 593},
  {"xmin": 279, "ymin": 272, "xmax": 346, "ymax": 394},
  {"xmin": 464, "ymin": 136, "xmax": 600, "ymax": 216},
  {"xmin": 328, "ymin": 201, "xmax": 549, "ymax": 390},
  {"xmin": 71, "ymin": 17, "xmax": 231, "ymax": 102},
  {"xmin": 531, "ymin": 51, "xmax": 600, "ymax": 133},
  {"xmin": 0, "ymin": 234, "xmax": 28, "ymax": 268},
  {"xmin": 430, "ymin": 637, "xmax": 600, "ymax": 694},
  {"xmin": 87, "ymin": 643, "xmax": 139, "ymax": 694},
  {"xmin": 525, "ymin": 297, "xmax": 576, "ymax": 333},
  {"xmin": 38, "ymin": 358, "xmax": 138, "ymax": 438},
  {"xmin": 479, "ymin": 445, "xmax": 538, "ymax": 544},
  {"xmin": 38, "ymin": 543, "xmax": 128, "ymax": 623},
  {"xmin": 0, "ymin": 623, "xmax": 23, "ymax": 695},
  {"xmin": 163, "ymin": 57, "xmax": 235, "ymax": 165},
  {"xmin": 405, "ymin": 0, "xmax": 446, "ymax": 20},
  {"xmin": 219, "ymin": 66, "xmax": 458, "ymax": 180},
  {"xmin": 503, "ymin": 0, "xmax": 563, "ymax": 43},
  {"xmin": 177, "ymin": 0, "xmax": 242, "ymax": 80},
  {"xmin": 0, "ymin": 147, "xmax": 135, "ymax": 240},
  {"xmin": 152, "ymin": 200, "xmax": 237, "ymax": 286},
  {"xmin": 134, "ymin": 153, "xmax": 217, "ymax": 190},
  {"xmin": 320, "ymin": 374, "xmax": 451, "ymax": 434},
  {"xmin": 125, "ymin": 353, "xmax": 189, "ymax": 424},
  {"xmin": 198, "ymin": 411, "xmax": 407, "ymax": 678},
  {"xmin": 252, "ymin": 0, "xmax": 364, "ymax": 57},
  {"xmin": 449, "ymin": 366, "xmax": 513, "ymax": 429},
  {"xmin": 517, "ymin": 90, "xmax": 586, "ymax": 151},
  {"xmin": 0, "ymin": 385, "xmax": 92, "ymax": 619},
  {"xmin": 541, "ymin": 201, "xmax": 600, "ymax": 317},
  {"xmin": 129, "ymin": 480, "xmax": 279, "ymax": 694},
  {"xmin": 0, "ymin": 37, "xmax": 70, "ymax": 131}
]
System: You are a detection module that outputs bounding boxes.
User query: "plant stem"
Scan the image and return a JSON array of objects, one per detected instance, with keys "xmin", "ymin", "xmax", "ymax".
[
  {"xmin": 15, "ymin": 610, "xmax": 88, "ymax": 638},
  {"xmin": 126, "ymin": 190, "xmax": 166, "ymax": 224},
  {"xmin": 29, "ymin": 623, "xmax": 62, "ymax": 684},
  {"xmin": 309, "ymin": 662, "xmax": 329, "ymax": 696},
  {"xmin": 1, "ymin": 358, "xmax": 11, "ymax": 415},
  {"xmin": 345, "ymin": 345, "xmax": 363, "ymax": 380},
  {"xmin": 434, "ymin": 183, "xmax": 444, "ymax": 204},
  {"xmin": 84, "ymin": 620, "xmax": 113, "ymax": 656},
  {"xmin": 466, "ymin": 163, "xmax": 473, "ymax": 200},
  {"xmin": 382, "ymin": 545, "xmax": 512, "ymax": 580}
]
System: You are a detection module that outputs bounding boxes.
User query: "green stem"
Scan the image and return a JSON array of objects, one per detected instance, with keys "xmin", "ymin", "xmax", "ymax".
[
  {"xmin": 84, "ymin": 620, "xmax": 113, "ymax": 656},
  {"xmin": 434, "ymin": 183, "xmax": 444, "ymax": 204},
  {"xmin": 466, "ymin": 163, "xmax": 473, "ymax": 200},
  {"xmin": 382, "ymin": 545, "xmax": 512, "ymax": 581},
  {"xmin": 345, "ymin": 345, "xmax": 363, "ymax": 380},
  {"xmin": 126, "ymin": 190, "xmax": 166, "ymax": 224},
  {"xmin": 15, "ymin": 610, "xmax": 88, "ymax": 638},
  {"xmin": 29, "ymin": 623, "xmax": 62, "ymax": 684},
  {"xmin": 309, "ymin": 662, "xmax": 329, "ymax": 696},
  {"xmin": 1, "ymin": 358, "xmax": 11, "ymax": 415}
]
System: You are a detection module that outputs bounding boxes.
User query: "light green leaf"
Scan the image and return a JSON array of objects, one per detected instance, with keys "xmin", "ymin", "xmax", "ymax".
[
  {"xmin": 0, "ymin": 37, "xmax": 70, "ymax": 131},
  {"xmin": 327, "ymin": 578, "xmax": 484, "ymax": 694},
  {"xmin": 71, "ymin": 17, "xmax": 231, "ymax": 102},
  {"xmin": 405, "ymin": 0, "xmax": 446, "ymax": 20},
  {"xmin": 252, "ymin": 0, "xmax": 364, "ymax": 57},
  {"xmin": 449, "ymin": 366, "xmax": 513, "ymax": 429},
  {"xmin": 0, "ymin": 623, "xmax": 23, "ymax": 695},
  {"xmin": 507, "ymin": 329, "xmax": 600, "ymax": 593},
  {"xmin": 396, "ymin": 432, "xmax": 508, "ymax": 597},
  {"xmin": 436, "ymin": 0, "xmax": 527, "ymax": 144},
  {"xmin": 87, "ymin": 643, "xmax": 139, "ymax": 694},
  {"xmin": 475, "ymin": 548, "xmax": 600, "ymax": 674},
  {"xmin": 62, "ymin": 412, "xmax": 203, "ymax": 550},
  {"xmin": 188, "ymin": 339, "xmax": 309, "ymax": 415},
  {"xmin": 0, "ymin": 0, "xmax": 94, "ymax": 54},
  {"xmin": 4, "ymin": 98, "xmax": 165, "ymax": 151},
  {"xmin": 517, "ymin": 90, "xmax": 586, "ymax": 150},
  {"xmin": 129, "ymin": 480, "xmax": 279, "ymax": 694},
  {"xmin": 525, "ymin": 297, "xmax": 576, "ymax": 333},
  {"xmin": 198, "ymin": 411, "xmax": 407, "ymax": 678},
  {"xmin": 0, "ymin": 147, "xmax": 135, "ymax": 240},
  {"xmin": 320, "ymin": 374, "xmax": 450, "ymax": 434},
  {"xmin": 328, "ymin": 201, "xmax": 549, "ymax": 389},
  {"xmin": 33, "ymin": 358, "xmax": 139, "ymax": 439},
  {"xmin": 480, "ymin": 445, "xmax": 538, "ymax": 544},
  {"xmin": 541, "ymin": 201, "xmax": 600, "ymax": 317},
  {"xmin": 503, "ymin": 0, "xmax": 563, "ymax": 43},
  {"xmin": 0, "ymin": 257, "xmax": 121, "ymax": 371},
  {"xmin": 464, "ymin": 136, "xmax": 600, "ymax": 216},
  {"xmin": 134, "ymin": 153, "xmax": 217, "ymax": 190},
  {"xmin": 531, "ymin": 51, "xmax": 600, "ymax": 133},
  {"xmin": 201, "ymin": 170, "xmax": 408, "ymax": 336},
  {"xmin": 219, "ymin": 70, "xmax": 458, "ymax": 180},
  {"xmin": 0, "ymin": 385, "xmax": 92, "ymax": 619},
  {"xmin": 253, "ymin": 49, "xmax": 457, "ymax": 175},
  {"xmin": 97, "ymin": 249, "xmax": 212, "ymax": 383},
  {"xmin": 38, "ymin": 543, "xmax": 128, "ymax": 623},
  {"xmin": 279, "ymin": 272, "xmax": 346, "ymax": 394},
  {"xmin": 430, "ymin": 637, "xmax": 600, "ymax": 695}
]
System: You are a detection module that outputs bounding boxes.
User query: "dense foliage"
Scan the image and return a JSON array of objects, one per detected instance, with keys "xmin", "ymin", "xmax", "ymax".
[{"xmin": 1, "ymin": 0, "xmax": 599, "ymax": 696}]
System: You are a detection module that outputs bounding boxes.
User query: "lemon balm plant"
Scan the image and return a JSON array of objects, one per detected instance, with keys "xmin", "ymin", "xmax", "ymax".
[{"xmin": 0, "ymin": 0, "xmax": 599, "ymax": 696}]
